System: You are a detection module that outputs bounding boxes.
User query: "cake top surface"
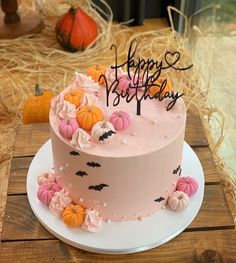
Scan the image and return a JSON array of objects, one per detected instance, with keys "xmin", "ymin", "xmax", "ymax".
[
  {"xmin": 50, "ymin": 40, "xmax": 192, "ymax": 157},
  {"xmin": 50, "ymin": 71, "xmax": 186, "ymax": 157}
]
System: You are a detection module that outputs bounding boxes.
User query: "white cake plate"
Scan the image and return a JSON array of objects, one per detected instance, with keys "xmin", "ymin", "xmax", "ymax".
[{"xmin": 27, "ymin": 140, "xmax": 204, "ymax": 254}]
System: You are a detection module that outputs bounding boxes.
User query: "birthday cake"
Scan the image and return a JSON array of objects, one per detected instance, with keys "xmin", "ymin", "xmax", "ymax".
[{"xmin": 37, "ymin": 40, "xmax": 198, "ymax": 232}]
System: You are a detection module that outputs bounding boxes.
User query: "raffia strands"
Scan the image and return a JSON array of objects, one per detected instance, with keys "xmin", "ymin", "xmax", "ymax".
[{"xmin": 0, "ymin": 1, "xmax": 235, "ymax": 221}]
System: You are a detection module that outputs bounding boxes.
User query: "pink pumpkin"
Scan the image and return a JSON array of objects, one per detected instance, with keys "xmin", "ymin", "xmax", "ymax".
[
  {"xmin": 176, "ymin": 176, "xmax": 198, "ymax": 197},
  {"xmin": 37, "ymin": 181, "xmax": 62, "ymax": 205},
  {"xmin": 58, "ymin": 118, "xmax": 79, "ymax": 139},
  {"xmin": 168, "ymin": 191, "xmax": 189, "ymax": 212},
  {"xmin": 118, "ymin": 75, "xmax": 136, "ymax": 94},
  {"xmin": 37, "ymin": 171, "xmax": 56, "ymax": 185},
  {"xmin": 109, "ymin": 111, "xmax": 131, "ymax": 131}
]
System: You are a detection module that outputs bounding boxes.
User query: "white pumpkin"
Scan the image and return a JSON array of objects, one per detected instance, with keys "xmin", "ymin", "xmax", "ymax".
[
  {"xmin": 167, "ymin": 191, "xmax": 189, "ymax": 212},
  {"xmin": 91, "ymin": 121, "xmax": 116, "ymax": 144}
]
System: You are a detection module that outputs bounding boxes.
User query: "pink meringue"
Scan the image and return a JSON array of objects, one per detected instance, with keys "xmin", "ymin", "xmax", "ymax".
[
  {"xmin": 82, "ymin": 209, "xmax": 103, "ymax": 232},
  {"xmin": 49, "ymin": 188, "xmax": 72, "ymax": 216}
]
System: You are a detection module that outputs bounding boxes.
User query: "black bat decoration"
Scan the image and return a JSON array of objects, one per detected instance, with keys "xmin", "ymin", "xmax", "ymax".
[
  {"xmin": 69, "ymin": 151, "xmax": 80, "ymax": 156},
  {"xmin": 173, "ymin": 165, "xmax": 182, "ymax": 175},
  {"xmin": 154, "ymin": 196, "xmax": 165, "ymax": 202},
  {"xmin": 179, "ymin": 168, "xmax": 182, "ymax": 176},
  {"xmin": 87, "ymin": 161, "xmax": 101, "ymax": 168},
  {"xmin": 75, "ymin": 170, "xmax": 88, "ymax": 177},
  {"xmin": 88, "ymin": 184, "xmax": 109, "ymax": 191},
  {"xmin": 99, "ymin": 130, "xmax": 116, "ymax": 141}
]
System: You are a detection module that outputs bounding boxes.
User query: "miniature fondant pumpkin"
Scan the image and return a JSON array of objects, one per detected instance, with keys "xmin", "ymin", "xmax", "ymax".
[
  {"xmin": 37, "ymin": 171, "xmax": 56, "ymax": 185},
  {"xmin": 77, "ymin": 104, "xmax": 104, "ymax": 130},
  {"xmin": 109, "ymin": 111, "xmax": 131, "ymax": 131},
  {"xmin": 64, "ymin": 88, "xmax": 84, "ymax": 107},
  {"xmin": 91, "ymin": 121, "xmax": 116, "ymax": 143},
  {"xmin": 87, "ymin": 65, "xmax": 107, "ymax": 84},
  {"xmin": 23, "ymin": 84, "xmax": 53, "ymax": 124},
  {"xmin": 62, "ymin": 203, "xmax": 85, "ymax": 227},
  {"xmin": 37, "ymin": 181, "xmax": 62, "ymax": 205},
  {"xmin": 176, "ymin": 176, "xmax": 198, "ymax": 197},
  {"xmin": 55, "ymin": 7, "xmax": 99, "ymax": 52},
  {"xmin": 168, "ymin": 191, "xmax": 189, "ymax": 212},
  {"xmin": 58, "ymin": 118, "xmax": 79, "ymax": 139},
  {"xmin": 118, "ymin": 75, "xmax": 136, "ymax": 94},
  {"xmin": 149, "ymin": 78, "xmax": 172, "ymax": 97}
]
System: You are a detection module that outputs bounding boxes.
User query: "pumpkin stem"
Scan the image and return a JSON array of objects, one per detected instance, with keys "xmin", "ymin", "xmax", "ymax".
[
  {"xmin": 87, "ymin": 105, "xmax": 92, "ymax": 112},
  {"xmin": 35, "ymin": 84, "xmax": 43, "ymax": 96},
  {"xmin": 101, "ymin": 121, "xmax": 106, "ymax": 128},
  {"xmin": 118, "ymin": 111, "xmax": 123, "ymax": 117},
  {"xmin": 95, "ymin": 64, "xmax": 100, "ymax": 70}
]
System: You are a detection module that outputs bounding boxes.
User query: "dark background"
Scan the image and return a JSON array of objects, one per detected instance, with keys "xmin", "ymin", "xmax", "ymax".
[{"xmin": 92, "ymin": 0, "xmax": 202, "ymax": 31}]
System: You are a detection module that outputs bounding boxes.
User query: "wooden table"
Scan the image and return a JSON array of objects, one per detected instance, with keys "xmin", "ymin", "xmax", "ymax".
[{"xmin": 0, "ymin": 110, "xmax": 235, "ymax": 262}]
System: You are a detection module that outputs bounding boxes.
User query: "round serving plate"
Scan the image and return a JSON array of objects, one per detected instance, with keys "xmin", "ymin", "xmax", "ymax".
[{"xmin": 27, "ymin": 140, "xmax": 204, "ymax": 254}]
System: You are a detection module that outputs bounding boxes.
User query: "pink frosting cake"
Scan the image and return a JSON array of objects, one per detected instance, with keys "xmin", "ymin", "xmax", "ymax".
[{"xmin": 49, "ymin": 71, "xmax": 186, "ymax": 222}]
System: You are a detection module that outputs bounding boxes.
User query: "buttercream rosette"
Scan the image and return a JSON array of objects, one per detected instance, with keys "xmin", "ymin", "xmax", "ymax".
[
  {"xmin": 68, "ymin": 72, "xmax": 101, "ymax": 95},
  {"xmin": 105, "ymin": 67, "xmax": 125, "ymax": 86},
  {"xmin": 82, "ymin": 209, "xmax": 103, "ymax": 232},
  {"xmin": 70, "ymin": 128, "xmax": 92, "ymax": 149},
  {"xmin": 49, "ymin": 188, "xmax": 72, "ymax": 216}
]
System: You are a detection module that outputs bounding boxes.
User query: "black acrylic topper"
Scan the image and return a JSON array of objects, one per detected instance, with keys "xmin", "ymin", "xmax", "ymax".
[{"xmin": 99, "ymin": 39, "xmax": 193, "ymax": 116}]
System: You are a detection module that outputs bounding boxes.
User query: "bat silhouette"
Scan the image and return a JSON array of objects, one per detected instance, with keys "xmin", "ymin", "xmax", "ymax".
[
  {"xmin": 75, "ymin": 170, "xmax": 88, "ymax": 177},
  {"xmin": 173, "ymin": 165, "xmax": 182, "ymax": 175},
  {"xmin": 154, "ymin": 196, "xmax": 165, "ymax": 202},
  {"xmin": 69, "ymin": 151, "xmax": 80, "ymax": 156},
  {"xmin": 88, "ymin": 184, "xmax": 109, "ymax": 191},
  {"xmin": 99, "ymin": 130, "xmax": 116, "ymax": 141},
  {"xmin": 87, "ymin": 161, "xmax": 101, "ymax": 167}
]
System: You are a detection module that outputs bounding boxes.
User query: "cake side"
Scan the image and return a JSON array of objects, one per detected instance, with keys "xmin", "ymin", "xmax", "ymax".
[
  {"xmin": 50, "ymin": 119, "xmax": 185, "ymax": 221},
  {"xmin": 49, "ymin": 72, "xmax": 186, "ymax": 221}
]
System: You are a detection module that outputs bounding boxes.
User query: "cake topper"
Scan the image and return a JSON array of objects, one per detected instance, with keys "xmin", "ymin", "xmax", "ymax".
[{"xmin": 100, "ymin": 39, "xmax": 193, "ymax": 115}]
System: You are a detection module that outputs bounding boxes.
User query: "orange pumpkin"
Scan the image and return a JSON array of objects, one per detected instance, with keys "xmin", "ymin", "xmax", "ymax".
[
  {"xmin": 87, "ymin": 65, "xmax": 107, "ymax": 84},
  {"xmin": 77, "ymin": 104, "xmax": 104, "ymax": 131},
  {"xmin": 64, "ymin": 88, "xmax": 84, "ymax": 107},
  {"xmin": 149, "ymin": 78, "xmax": 173, "ymax": 98},
  {"xmin": 23, "ymin": 84, "xmax": 53, "ymax": 124},
  {"xmin": 62, "ymin": 203, "xmax": 85, "ymax": 227},
  {"xmin": 55, "ymin": 7, "xmax": 99, "ymax": 52}
]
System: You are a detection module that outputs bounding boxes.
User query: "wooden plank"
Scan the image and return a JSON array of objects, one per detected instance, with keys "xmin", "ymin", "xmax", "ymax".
[
  {"xmin": 185, "ymin": 113, "xmax": 208, "ymax": 147},
  {"xmin": 1, "ymin": 195, "xmax": 53, "ymax": 240},
  {"xmin": 0, "ymin": 129, "xmax": 16, "ymax": 240},
  {"xmin": 2, "ymin": 185, "xmax": 234, "ymax": 241},
  {"xmin": 14, "ymin": 123, "xmax": 50, "ymax": 157},
  {"xmin": 1, "ymin": 229, "xmax": 236, "ymax": 263},
  {"xmin": 194, "ymin": 147, "xmax": 220, "ymax": 184},
  {"xmin": 188, "ymin": 184, "xmax": 234, "ymax": 229},
  {"xmin": 13, "ymin": 113, "xmax": 208, "ymax": 158},
  {"xmin": 8, "ymin": 146, "xmax": 219, "ymax": 195},
  {"xmin": 8, "ymin": 157, "xmax": 32, "ymax": 195},
  {"xmin": 0, "ymin": 159, "xmax": 12, "ymax": 241}
]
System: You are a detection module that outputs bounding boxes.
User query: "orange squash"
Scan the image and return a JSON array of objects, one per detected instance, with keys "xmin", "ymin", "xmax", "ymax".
[
  {"xmin": 87, "ymin": 65, "xmax": 107, "ymax": 84},
  {"xmin": 149, "ymin": 78, "xmax": 172, "ymax": 98},
  {"xmin": 77, "ymin": 104, "xmax": 104, "ymax": 131},
  {"xmin": 55, "ymin": 7, "xmax": 99, "ymax": 52},
  {"xmin": 23, "ymin": 84, "xmax": 53, "ymax": 124},
  {"xmin": 64, "ymin": 88, "xmax": 84, "ymax": 107},
  {"xmin": 62, "ymin": 203, "xmax": 85, "ymax": 227}
]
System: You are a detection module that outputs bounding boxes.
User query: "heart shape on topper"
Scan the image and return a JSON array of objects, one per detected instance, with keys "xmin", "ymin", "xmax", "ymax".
[{"xmin": 165, "ymin": 51, "xmax": 180, "ymax": 66}]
